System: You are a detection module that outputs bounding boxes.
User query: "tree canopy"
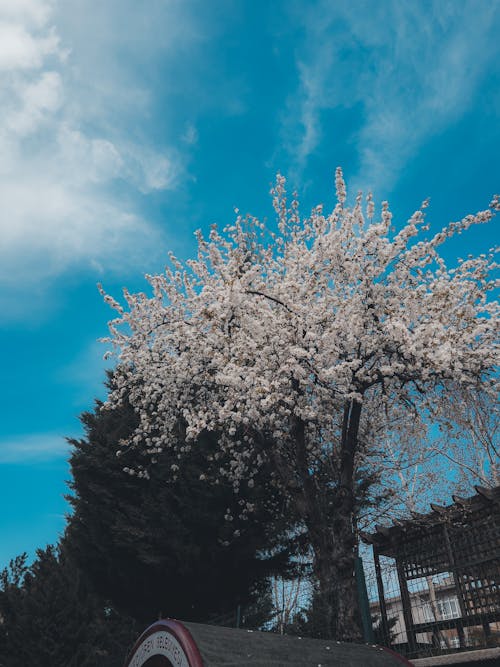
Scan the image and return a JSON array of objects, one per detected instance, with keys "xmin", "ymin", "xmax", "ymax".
[{"xmin": 101, "ymin": 170, "xmax": 499, "ymax": 639}]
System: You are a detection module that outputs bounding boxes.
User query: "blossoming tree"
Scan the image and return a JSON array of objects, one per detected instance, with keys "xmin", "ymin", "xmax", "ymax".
[{"xmin": 101, "ymin": 170, "xmax": 499, "ymax": 640}]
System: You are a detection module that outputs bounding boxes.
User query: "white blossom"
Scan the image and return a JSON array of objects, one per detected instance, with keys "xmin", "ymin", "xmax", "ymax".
[{"xmin": 101, "ymin": 168, "xmax": 498, "ymax": 527}]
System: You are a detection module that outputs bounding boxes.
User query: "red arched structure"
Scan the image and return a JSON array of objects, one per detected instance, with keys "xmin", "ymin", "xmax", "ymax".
[{"xmin": 124, "ymin": 619, "xmax": 204, "ymax": 667}]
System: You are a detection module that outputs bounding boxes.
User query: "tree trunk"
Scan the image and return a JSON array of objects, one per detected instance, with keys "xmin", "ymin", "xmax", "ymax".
[
  {"xmin": 312, "ymin": 514, "xmax": 361, "ymax": 641},
  {"xmin": 292, "ymin": 399, "xmax": 363, "ymax": 641}
]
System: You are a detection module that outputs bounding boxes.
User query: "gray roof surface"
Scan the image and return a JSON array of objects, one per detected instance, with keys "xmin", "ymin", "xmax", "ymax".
[{"xmin": 183, "ymin": 622, "xmax": 409, "ymax": 666}]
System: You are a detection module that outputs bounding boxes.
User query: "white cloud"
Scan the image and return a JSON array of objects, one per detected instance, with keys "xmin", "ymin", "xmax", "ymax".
[
  {"xmin": 0, "ymin": 0, "xmax": 195, "ymax": 306},
  {"xmin": 120, "ymin": 144, "xmax": 181, "ymax": 194},
  {"xmin": 283, "ymin": 0, "xmax": 500, "ymax": 194},
  {"xmin": 0, "ymin": 0, "xmax": 53, "ymax": 27},
  {"xmin": 56, "ymin": 339, "xmax": 114, "ymax": 404},
  {"xmin": 0, "ymin": 21, "xmax": 60, "ymax": 70},
  {"xmin": 0, "ymin": 433, "xmax": 69, "ymax": 463},
  {"xmin": 0, "ymin": 177, "xmax": 161, "ymax": 284},
  {"xmin": 182, "ymin": 123, "xmax": 198, "ymax": 146},
  {"xmin": 7, "ymin": 70, "xmax": 63, "ymax": 135}
]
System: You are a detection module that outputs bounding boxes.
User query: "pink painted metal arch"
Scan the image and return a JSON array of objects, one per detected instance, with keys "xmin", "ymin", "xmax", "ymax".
[{"xmin": 124, "ymin": 619, "xmax": 204, "ymax": 667}]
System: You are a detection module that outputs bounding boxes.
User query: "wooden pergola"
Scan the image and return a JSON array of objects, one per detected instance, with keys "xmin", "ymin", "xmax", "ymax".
[{"xmin": 362, "ymin": 485, "xmax": 500, "ymax": 658}]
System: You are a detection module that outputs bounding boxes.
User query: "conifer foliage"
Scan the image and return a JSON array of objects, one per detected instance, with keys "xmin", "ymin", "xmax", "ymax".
[
  {"xmin": 0, "ymin": 547, "xmax": 137, "ymax": 667},
  {"xmin": 1, "ymin": 372, "xmax": 292, "ymax": 665},
  {"xmin": 65, "ymin": 372, "xmax": 294, "ymax": 625}
]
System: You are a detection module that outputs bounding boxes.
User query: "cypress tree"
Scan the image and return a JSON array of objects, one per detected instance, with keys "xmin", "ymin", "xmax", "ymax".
[
  {"xmin": 65, "ymin": 372, "xmax": 295, "ymax": 625},
  {"xmin": 0, "ymin": 546, "xmax": 138, "ymax": 667}
]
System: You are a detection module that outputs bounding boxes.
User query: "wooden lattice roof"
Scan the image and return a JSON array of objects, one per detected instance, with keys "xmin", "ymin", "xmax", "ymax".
[{"xmin": 361, "ymin": 485, "xmax": 500, "ymax": 554}]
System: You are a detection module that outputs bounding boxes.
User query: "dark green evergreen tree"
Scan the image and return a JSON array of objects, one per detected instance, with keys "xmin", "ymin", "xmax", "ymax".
[
  {"xmin": 64, "ymin": 372, "xmax": 295, "ymax": 626},
  {"xmin": 0, "ymin": 546, "xmax": 138, "ymax": 667}
]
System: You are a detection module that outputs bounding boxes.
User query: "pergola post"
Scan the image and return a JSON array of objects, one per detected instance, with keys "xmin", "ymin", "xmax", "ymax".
[
  {"xmin": 395, "ymin": 559, "xmax": 417, "ymax": 655},
  {"xmin": 373, "ymin": 546, "xmax": 391, "ymax": 646},
  {"xmin": 443, "ymin": 523, "xmax": 467, "ymax": 649}
]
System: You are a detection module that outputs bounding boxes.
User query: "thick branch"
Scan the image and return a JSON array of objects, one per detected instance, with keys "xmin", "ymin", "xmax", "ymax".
[
  {"xmin": 340, "ymin": 398, "xmax": 363, "ymax": 497},
  {"xmin": 245, "ymin": 290, "xmax": 295, "ymax": 314}
]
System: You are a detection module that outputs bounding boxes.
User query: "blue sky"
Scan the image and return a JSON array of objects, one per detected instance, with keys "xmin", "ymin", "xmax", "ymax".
[{"xmin": 0, "ymin": 0, "xmax": 499, "ymax": 568}]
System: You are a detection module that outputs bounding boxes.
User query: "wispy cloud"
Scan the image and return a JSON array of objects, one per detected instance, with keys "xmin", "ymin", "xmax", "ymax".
[
  {"xmin": 0, "ymin": 433, "xmax": 70, "ymax": 463},
  {"xmin": 282, "ymin": 0, "xmax": 500, "ymax": 194},
  {"xmin": 57, "ymin": 339, "xmax": 113, "ymax": 405},
  {"xmin": 0, "ymin": 0, "xmax": 199, "ymax": 302}
]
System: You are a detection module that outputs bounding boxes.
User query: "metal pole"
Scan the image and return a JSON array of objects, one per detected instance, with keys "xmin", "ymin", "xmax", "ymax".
[
  {"xmin": 373, "ymin": 547, "xmax": 391, "ymax": 646},
  {"xmin": 356, "ymin": 555, "xmax": 375, "ymax": 643}
]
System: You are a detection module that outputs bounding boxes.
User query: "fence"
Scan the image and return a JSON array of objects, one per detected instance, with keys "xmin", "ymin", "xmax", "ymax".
[{"xmin": 206, "ymin": 485, "xmax": 500, "ymax": 663}]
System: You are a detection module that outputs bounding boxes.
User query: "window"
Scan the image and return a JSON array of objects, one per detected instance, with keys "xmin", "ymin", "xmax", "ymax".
[
  {"xmin": 421, "ymin": 602, "xmax": 434, "ymax": 622},
  {"xmin": 440, "ymin": 635, "xmax": 460, "ymax": 649},
  {"xmin": 437, "ymin": 596, "xmax": 460, "ymax": 619}
]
